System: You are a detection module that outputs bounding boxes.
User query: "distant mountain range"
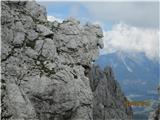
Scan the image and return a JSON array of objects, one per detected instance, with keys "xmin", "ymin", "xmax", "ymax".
[{"xmin": 96, "ymin": 51, "xmax": 159, "ymax": 119}]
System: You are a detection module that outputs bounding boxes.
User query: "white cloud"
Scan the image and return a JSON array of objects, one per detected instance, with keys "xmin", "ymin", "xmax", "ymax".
[
  {"xmin": 83, "ymin": 2, "xmax": 159, "ymax": 28},
  {"xmin": 101, "ymin": 23, "xmax": 160, "ymax": 60},
  {"xmin": 47, "ymin": 16, "xmax": 63, "ymax": 23},
  {"xmin": 38, "ymin": 1, "xmax": 159, "ymax": 28}
]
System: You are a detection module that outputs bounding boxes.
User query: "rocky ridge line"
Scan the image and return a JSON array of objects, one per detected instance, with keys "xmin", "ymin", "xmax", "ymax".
[{"xmin": 1, "ymin": 1, "xmax": 132, "ymax": 120}]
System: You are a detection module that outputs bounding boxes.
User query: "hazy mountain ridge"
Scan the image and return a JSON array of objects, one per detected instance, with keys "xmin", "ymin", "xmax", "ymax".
[
  {"xmin": 96, "ymin": 51, "xmax": 159, "ymax": 119},
  {"xmin": 96, "ymin": 51, "xmax": 159, "ymax": 96}
]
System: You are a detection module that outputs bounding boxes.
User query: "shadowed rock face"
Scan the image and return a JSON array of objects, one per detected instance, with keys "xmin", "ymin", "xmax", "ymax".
[
  {"xmin": 1, "ymin": 1, "xmax": 132, "ymax": 120},
  {"xmin": 89, "ymin": 65, "xmax": 133, "ymax": 120},
  {"xmin": 149, "ymin": 105, "xmax": 160, "ymax": 120}
]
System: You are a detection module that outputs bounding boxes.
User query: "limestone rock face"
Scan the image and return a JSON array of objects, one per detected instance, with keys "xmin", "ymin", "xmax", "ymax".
[
  {"xmin": 1, "ymin": 1, "xmax": 132, "ymax": 120},
  {"xmin": 89, "ymin": 65, "xmax": 133, "ymax": 120},
  {"xmin": 1, "ymin": 1, "xmax": 101, "ymax": 120}
]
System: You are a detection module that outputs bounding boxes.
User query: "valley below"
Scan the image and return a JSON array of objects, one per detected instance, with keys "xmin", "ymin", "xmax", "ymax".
[{"xmin": 96, "ymin": 51, "xmax": 159, "ymax": 119}]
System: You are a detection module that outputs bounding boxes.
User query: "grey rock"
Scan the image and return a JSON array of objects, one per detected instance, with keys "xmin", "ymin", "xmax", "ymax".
[
  {"xmin": 13, "ymin": 32, "xmax": 25, "ymax": 47},
  {"xmin": 1, "ymin": 41, "xmax": 12, "ymax": 61},
  {"xmin": 97, "ymin": 38, "xmax": 104, "ymax": 49},
  {"xmin": 63, "ymin": 18, "xmax": 80, "ymax": 25},
  {"xmin": 85, "ymin": 22, "xmax": 103, "ymax": 37},
  {"xmin": 6, "ymin": 83, "xmax": 37, "ymax": 119},
  {"xmin": 1, "ymin": 2, "xmax": 14, "ymax": 25},
  {"xmin": 25, "ymin": 47, "xmax": 38, "ymax": 59},
  {"xmin": 59, "ymin": 21, "xmax": 81, "ymax": 35},
  {"xmin": 37, "ymin": 24, "xmax": 53, "ymax": 37},
  {"xmin": 25, "ymin": 1, "xmax": 47, "ymax": 22},
  {"xmin": 2, "ymin": 26, "xmax": 13, "ymax": 44},
  {"xmin": 53, "ymin": 19, "xmax": 103, "ymax": 66},
  {"xmin": 89, "ymin": 65, "xmax": 133, "ymax": 120},
  {"xmin": 148, "ymin": 106, "xmax": 160, "ymax": 120},
  {"xmin": 41, "ymin": 38, "xmax": 56, "ymax": 60},
  {"xmin": 1, "ymin": 1, "xmax": 132, "ymax": 120},
  {"xmin": 21, "ymin": 15, "xmax": 35, "ymax": 29},
  {"xmin": 35, "ymin": 39, "xmax": 44, "ymax": 53},
  {"xmin": 26, "ymin": 29, "xmax": 39, "ymax": 41},
  {"xmin": 52, "ymin": 21, "xmax": 60, "ymax": 28},
  {"xmin": 14, "ymin": 21, "xmax": 25, "ymax": 32}
]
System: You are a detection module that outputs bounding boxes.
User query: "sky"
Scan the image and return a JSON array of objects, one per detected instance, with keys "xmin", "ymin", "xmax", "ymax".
[{"xmin": 37, "ymin": 0, "xmax": 159, "ymax": 61}]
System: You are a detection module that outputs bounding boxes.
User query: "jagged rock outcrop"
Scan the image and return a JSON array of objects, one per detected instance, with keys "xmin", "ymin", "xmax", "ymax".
[
  {"xmin": 89, "ymin": 65, "xmax": 133, "ymax": 120},
  {"xmin": 1, "ymin": 1, "xmax": 132, "ymax": 120},
  {"xmin": 149, "ymin": 105, "xmax": 160, "ymax": 120}
]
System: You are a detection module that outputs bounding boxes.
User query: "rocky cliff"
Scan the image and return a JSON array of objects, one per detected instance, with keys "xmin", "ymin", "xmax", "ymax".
[
  {"xmin": 149, "ymin": 105, "xmax": 160, "ymax": 120},
  {"xmin": 89, "ymin": 65, "xmax": 133, "ymax": 120},
  {"xmin": 1, "ymin": 1, "xmax": 132, "ymax": 120}
]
